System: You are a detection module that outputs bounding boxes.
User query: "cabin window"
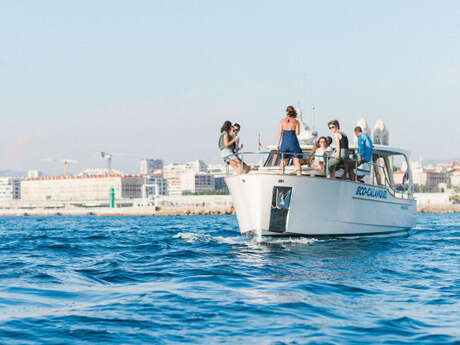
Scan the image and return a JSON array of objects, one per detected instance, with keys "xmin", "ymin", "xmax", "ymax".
[
  {"xmin": 371, "ymin": 152, "xmax": 391, "ymax": 189},
  {"xmin": 388, "ymin": 153, "xmax": 411, "ymax": 198},
  {"xmin": 264, "ymin": 150, "xmax": 312, "ymax": 167},
  {"xmin": 264, "ymin": 152, "xmax": 282, "ymax": 167},
  {"xmin": 371, "ymin": 152, "xmax": 411, "ymax": 198},
  {"xmin": 264, "ymin": 151, "xmax": 295, "ymax": 167}
]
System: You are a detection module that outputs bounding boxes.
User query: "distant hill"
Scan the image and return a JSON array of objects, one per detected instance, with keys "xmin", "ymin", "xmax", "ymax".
[{"xmin": 0, "ymin": 170, "xmax": 27, "ymax": 177}]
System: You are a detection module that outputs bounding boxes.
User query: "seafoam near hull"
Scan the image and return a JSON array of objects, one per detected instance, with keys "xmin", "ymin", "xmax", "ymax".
[{"xmin": 226, "ymin": 174, "xmax": 417, "ymax": 236}]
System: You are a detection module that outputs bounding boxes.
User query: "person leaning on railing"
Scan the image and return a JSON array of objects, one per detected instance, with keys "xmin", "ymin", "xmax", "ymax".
[
  {"xmin": 354, "ymin": 126, "xmax": 374, "ymax": 182},
  {"xmin": 219, "ymin": 121, "xmax": 243, "ymax": 175}
]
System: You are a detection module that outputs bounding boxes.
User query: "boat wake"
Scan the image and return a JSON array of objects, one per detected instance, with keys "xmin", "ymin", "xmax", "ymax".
[
  {"xmin": 173, "ymin": 231, "xmax": 321, "ymax": 246},
  {"xmin": 253, "ymin": 236, "xmax": 319, "ymax": 245},
  {"xmin": 173, "ymin": 232, "xmax": 243, "ymax": 245}
]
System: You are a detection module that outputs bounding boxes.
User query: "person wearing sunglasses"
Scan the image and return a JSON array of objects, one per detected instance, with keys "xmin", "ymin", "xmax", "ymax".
[
  {"xmin": 327, "ymin": 120, "xmax": 355, "ymax": 180},
  {"xmin": 312, "ymin": 136, "xmax": 333, "ymax": 173},
  {"xmin": 232, "ymin": 123, "xmax": 250, "ymax": 174},
  {"xmin": 218, "ymin": 121, "xmax": 243, "ymax": 174},
  {"xmin": 232, "ymin": 123, "xmax": 243, "ymax": 152}
]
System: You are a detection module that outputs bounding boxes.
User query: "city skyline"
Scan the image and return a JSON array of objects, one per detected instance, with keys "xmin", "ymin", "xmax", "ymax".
[
  {"xmin": 1, "ymin": 154, "xmax": 459, "ymax": 178},
  {"xmin": 1, "ymin": 1, "xmax": 459, "ymax": 174}
]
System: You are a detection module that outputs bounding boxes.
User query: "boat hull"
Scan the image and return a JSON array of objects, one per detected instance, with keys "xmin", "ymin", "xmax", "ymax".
[{"xmin": 226, "ymin": 174, "xmax": 417, "ymax": 236}]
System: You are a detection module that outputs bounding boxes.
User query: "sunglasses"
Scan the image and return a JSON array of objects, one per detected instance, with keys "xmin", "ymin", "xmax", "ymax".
[{"xmin": 329, "ymin": 126, "xmax": 335, "ymax": 129}]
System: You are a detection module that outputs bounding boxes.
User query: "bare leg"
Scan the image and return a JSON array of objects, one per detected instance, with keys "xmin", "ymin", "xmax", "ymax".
[
  {"xmin": 327, "ymin": 157, "xmax": 340, "ymax": 179},
  {"xmin": 229, "ymin": 159, "xmax": 242, "ymax": 175},
  {"xmin": 341, "ymin": 163, "xmax": 348, "ymax": 180},
  {"xmin": 293, "ymin": 158, "xmax": 302, "ymax": 176},
  {"xmin": 348, "ymin": 163, "xmax": 355, "ymax": 181},
  {"xmin": 279, "ymin": 158, "xmax": 288, "ymax": 174},
  {"xmin": 341, "ymin": 161, "xmax": 355, "ymax": 180}
]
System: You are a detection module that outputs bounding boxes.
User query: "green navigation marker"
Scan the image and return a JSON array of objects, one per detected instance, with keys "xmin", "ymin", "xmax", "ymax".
[{"xmin": 110, "ymin": 187, "xmax": 115, "ymax": 208}]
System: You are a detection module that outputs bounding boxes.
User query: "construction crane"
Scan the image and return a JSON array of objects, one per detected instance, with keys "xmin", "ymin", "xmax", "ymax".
[
  {"xmin": 100, "ymin": 152, "xmax": 130, "ymax": 174},
  {"xmin": 41, "ymin": 158, "xmax": 78, "ymax": 177},
  {"xmin": 100, "ymin": 152, "xmax": 113, "ymax": 173}
]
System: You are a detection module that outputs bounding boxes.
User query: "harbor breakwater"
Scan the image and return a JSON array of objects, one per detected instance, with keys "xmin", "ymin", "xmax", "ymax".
[
  {"xmin": 0, "ymin": 207, "xmax": 234, "ymax": 217},
  {"xmin": 0, "ymin": 195, "xmax": 234, "ymax": 217},
  {"xmin": 414, "ymin": 193, "xmax": 460, "ymax": 213}
]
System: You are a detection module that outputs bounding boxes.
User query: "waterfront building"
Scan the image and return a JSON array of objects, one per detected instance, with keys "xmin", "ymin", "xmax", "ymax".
[
  {"xmin": 372, "ymin": 119, "xmax": 389, "ymax": 145},
  {"xmin": 163, "ymin": 160, "xmax": 208, "ymax": 178},
  {"xmin": 140, "ymin": 159, "xmax": 164, "ymax": 175},
  {"xmin": 21, "ymin": 175, "xmax": 144, "ymax": 202},
  {"xmin": 214, "ymin": 177, "xmax": 228, "ymax": 190},
  {"xmin": 409, "ymin": 159, "xmax": 459, "ymax": 190},
  {"xmin": 27, "ymin": 170, "xmax": 43, "ymax": 179},
  {"xmin": 164, "ymin": 160, "xmax": 209, "ymax": 195},
  {"xmin": 166, "ymin": 175, "xmax": 183, "ymax": 196},
  {"xmin": 179, "ymin": 172, "xmax": 215, "ymax": 194},
  {"xmin": 143, "ymin": 176, "xmax": 168, "ymax": 198},
  {"xmin": 0, "ymin": 177, "xmax": 21, "ymax": 200},
  {"xmin": 80, "ymin": 168, "xmax": 123, "ymax": 176},
  {"xmin": 425, "ymin": 169, "xmax": 449, "ymax": 188},
  {"xmin": 410, "ymin": 160, "xmax": 426, "ymax": 185},
  {"xmin": 207, "ymin": 163, "xmax": 227, "ymax": 174},
  {"xmin": 449, "ymin": 168, "xmax": 460, "ymax": 187}
]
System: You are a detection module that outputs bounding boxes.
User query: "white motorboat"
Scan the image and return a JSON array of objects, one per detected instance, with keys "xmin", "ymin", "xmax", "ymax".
[{"xmin": 225, "ymin": 144, "xmax": 416, "ymax": 236}]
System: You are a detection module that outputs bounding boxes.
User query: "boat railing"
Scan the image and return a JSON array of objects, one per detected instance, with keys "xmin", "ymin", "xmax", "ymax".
[{"xmin": 223, "ymin": 151, "xmax": 413, "ymax": 200}]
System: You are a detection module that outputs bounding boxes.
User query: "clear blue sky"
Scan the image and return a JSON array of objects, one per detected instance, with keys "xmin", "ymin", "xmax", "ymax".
[{"xmin": 1, "ymin": 1, "xmax": 459, "ymax": 174}]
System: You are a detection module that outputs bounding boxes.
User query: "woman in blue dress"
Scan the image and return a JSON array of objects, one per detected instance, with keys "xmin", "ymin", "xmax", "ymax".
[{"xmin": 276, "ymin": 106, "xmax": 303, "ymax": 176}]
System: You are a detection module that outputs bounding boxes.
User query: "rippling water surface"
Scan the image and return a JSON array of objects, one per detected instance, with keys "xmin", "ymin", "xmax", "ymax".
[{"xmin": 0, "ymin": 214, "xmax": 459, "ymax": 344}]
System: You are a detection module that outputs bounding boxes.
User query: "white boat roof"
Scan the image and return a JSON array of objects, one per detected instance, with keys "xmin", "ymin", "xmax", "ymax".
[{"xmin": 371, "ymin": 144, "xmax": 411, "ymax": 157}]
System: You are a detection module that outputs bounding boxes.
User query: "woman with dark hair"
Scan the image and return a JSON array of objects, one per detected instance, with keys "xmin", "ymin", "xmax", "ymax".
[
  {"xmin": 276, "ymin": 106, "xmax": 302, "ymax": 176},
  {"xmin": 232, "ymin": 123, "xmax": 250, "ymax": 174},
  {"xmin": 218, "ymin": 121, "xmax": 242, "ymax": 174},
  {"xmin": 313, "ymin": 136, "xmax": 333, "ymax": 173}
]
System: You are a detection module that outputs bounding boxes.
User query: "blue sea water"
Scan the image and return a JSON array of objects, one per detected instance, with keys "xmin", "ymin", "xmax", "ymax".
[{"xmin": 0, "ymin": 214, "xmax": 459, "ymax": 345}]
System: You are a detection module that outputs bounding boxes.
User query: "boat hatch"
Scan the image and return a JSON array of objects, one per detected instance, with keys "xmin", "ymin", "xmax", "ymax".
[{"xmin": 269, "ymin": 186, "xmax": 292, "ymax": 233}]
